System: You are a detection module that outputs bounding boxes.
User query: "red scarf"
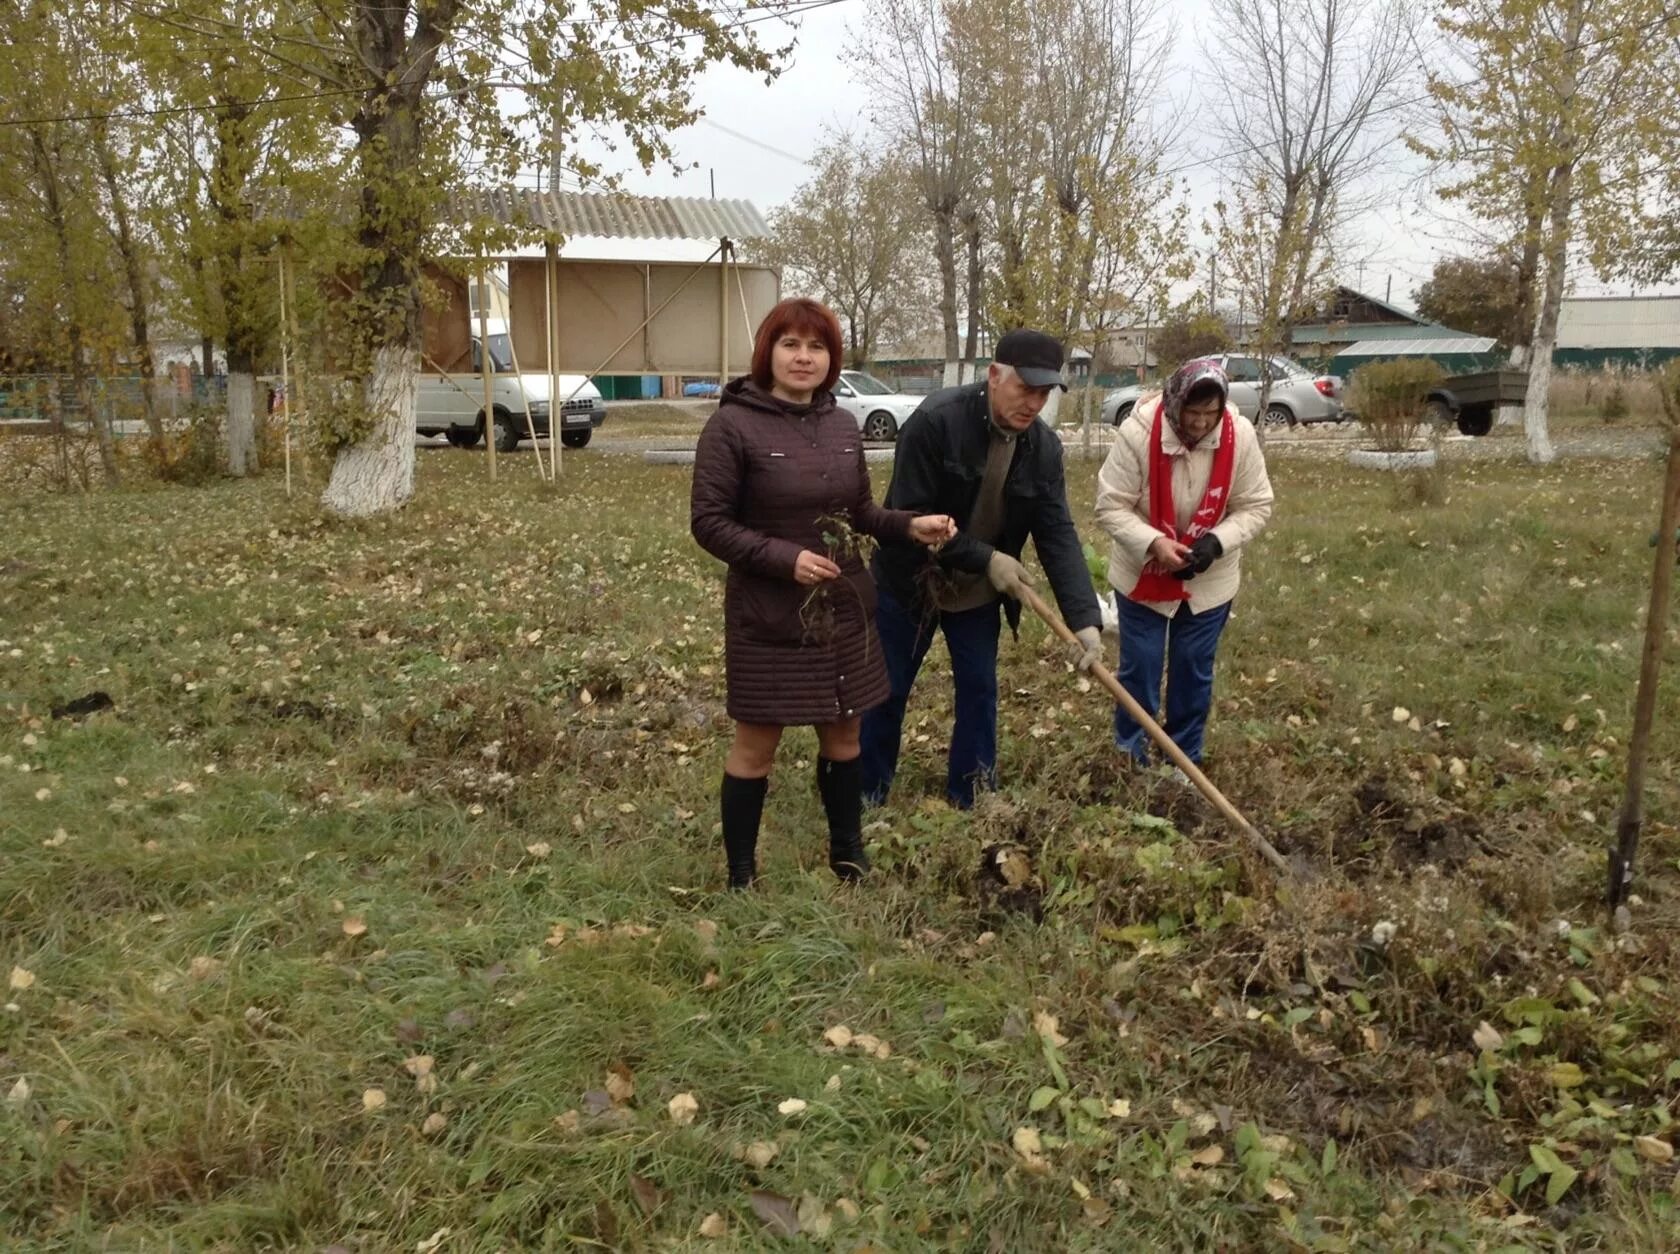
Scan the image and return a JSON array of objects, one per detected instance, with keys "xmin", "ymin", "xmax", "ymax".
[{"xmin": 1128, "ymin": 403, "xmax": 1236, "ymax": 603}]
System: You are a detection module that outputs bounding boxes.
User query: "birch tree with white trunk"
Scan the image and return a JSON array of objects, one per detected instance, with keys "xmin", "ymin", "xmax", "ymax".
[{"xmin": 1418, "ymin": 0, "xmax": 1669, "ymax": 463}]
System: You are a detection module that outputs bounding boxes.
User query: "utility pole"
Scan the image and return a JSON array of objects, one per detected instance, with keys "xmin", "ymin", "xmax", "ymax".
[{"xmin": 550, "ymin": 90, "xmax": 563, "ymax": 193}]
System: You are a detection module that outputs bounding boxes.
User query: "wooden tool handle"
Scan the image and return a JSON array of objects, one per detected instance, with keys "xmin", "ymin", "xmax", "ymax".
[{"xmin": 1017, "ymin": 583, "xmax": 1292, "ymax": 875}]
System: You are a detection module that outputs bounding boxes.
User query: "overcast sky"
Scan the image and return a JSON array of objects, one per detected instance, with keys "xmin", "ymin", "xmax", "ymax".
[{"xmin": 554, "ymin": 0, "xmax": 1660, "ymax": 306}]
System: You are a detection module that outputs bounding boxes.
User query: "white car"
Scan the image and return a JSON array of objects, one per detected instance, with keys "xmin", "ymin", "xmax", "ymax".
[
  {"xmin": 1102, "ymin": 354, "xmax": 1344, "ymax": 428},
  {"xmin": 416, "ymin": 333, "xmax": 606, "ymax": 452},
  {"xmin": 833, "ymin": 370, "xmax": 922, "ymax": 443}
]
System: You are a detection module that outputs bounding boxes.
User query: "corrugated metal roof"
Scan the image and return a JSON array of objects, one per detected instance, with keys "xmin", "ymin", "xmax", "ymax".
[
  {"xmin": 249, "ymin": 186, "xmax": 769, "ymax": 242},
  {"xmin": 1292, "ymin": 320, "xmax": 1468, "ymax": 344},
  {"xmin": 1557, "ymin": 296, "xmax": 1680, "ymax": 350},
  {"xmin": 1340, "ymin": 336, "xmax": 1498, "ymax": 356},
  {"xmin": 455, "ymin": 189, "xmax": 769, "ymax": 241}
]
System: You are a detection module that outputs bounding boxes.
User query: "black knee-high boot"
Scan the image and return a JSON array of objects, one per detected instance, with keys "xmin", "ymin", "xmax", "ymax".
[
  {"xmin": 817, "ymin": 756, "xmax": 870, "ymax": 881},
  {"xmin": 720, "ymin": 773, "xmax": 767, "ymax": 889}
]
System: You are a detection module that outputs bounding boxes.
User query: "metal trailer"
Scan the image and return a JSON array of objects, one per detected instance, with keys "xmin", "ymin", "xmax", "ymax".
[{"xmin": 1424, "ymin": 368, "xmax": 1529, "ymax": 437}]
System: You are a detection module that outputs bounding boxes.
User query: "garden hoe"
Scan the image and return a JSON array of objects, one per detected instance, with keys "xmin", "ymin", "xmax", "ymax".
[{"xmin": 1017, "ymin": 584, "xmax": 1298, "ymax": 879}]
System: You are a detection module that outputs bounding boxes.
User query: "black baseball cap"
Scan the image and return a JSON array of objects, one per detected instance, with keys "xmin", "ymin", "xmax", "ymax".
[{"xmin": 994, "ymin": 328, "xmax": 1067, "ymax": 390}]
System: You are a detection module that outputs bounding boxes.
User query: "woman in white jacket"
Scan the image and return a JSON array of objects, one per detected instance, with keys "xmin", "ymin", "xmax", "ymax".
[{"xmin": 1094, "ymin": 358, "xmax": 1273, "ymax": 766}]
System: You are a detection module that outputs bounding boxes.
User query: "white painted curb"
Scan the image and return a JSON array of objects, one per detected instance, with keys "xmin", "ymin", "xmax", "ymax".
[{"xmin": 1347, "ymin": 448, "xmax": 1438, "ymax": 471}]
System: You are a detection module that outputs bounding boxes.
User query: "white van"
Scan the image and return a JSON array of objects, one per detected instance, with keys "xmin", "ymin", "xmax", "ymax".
[{"xmin": 416, "ymin": 332, "xmax": 607, "ymax": 451}]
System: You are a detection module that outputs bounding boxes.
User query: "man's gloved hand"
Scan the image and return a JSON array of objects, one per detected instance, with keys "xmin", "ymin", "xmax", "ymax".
[
  {"xmin": 1171, "ymin": 532, "xmax": 1224, "ymax": 580},
  {"xmin": 1068, "ymin": 625, "xmax": 1103, "ymax": 672},
  {"xmin": 986, "ymin": 551, "xmax": 1036, "ymax": 599}
]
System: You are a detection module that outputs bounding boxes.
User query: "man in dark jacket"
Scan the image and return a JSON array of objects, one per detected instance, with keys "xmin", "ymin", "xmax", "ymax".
[{"xmin": 861, "ymin": 329, "xmax": 1104, "ymax": 808}]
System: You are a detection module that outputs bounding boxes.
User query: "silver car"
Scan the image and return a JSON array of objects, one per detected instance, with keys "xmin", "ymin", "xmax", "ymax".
[
  {"xmin": 833, "ymin": 370, "xmax": 923, "ymax": 442},
  {"xmin": 1103, "ymin": 354, "xmax": 1345, "ymax": 428}
]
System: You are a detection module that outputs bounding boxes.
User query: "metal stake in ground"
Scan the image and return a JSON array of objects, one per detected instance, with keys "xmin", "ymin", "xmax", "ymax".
[
  {"xmin": 1606, "ymin": 418, "xmax": 1680, "ymax": 914},
  {"xmin": 1016, "ymin": 584, "xmax": 1295, "ymax": 877}
]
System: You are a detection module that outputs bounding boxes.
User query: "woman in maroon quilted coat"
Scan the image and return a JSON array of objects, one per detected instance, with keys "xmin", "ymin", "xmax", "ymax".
[{"xmin": 691, "ymin": 298, "xmax": 955, "ymax": 888}]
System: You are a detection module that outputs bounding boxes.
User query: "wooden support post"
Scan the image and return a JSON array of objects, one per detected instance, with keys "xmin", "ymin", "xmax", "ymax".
[
  {"xmin": 1607, "ymin": 427, "xmax": 1680, "ymax": 912},
  {"xmin": 277, "ymin": 249, "xmax": 293, "ymax": 497},
  {"xmin": 502, "ymin": 320, "xmax": 547, "ymax": 482},
  {"xmin": 719, "ymin": 238, "xmax": 731, "ymax": 390},
  {"xmin": 478, "ymin": 258, "xmax": 497, "ymax": 482},
  {"xmin": 546, "ymin": 241, "xmax": 561, "ymax": 481},
  {"xmin": 282, "ymin": 241, "xmax": 306, "ymax": 488}
]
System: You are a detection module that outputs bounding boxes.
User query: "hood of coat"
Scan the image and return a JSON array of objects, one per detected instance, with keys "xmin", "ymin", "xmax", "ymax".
[{"xmin": 722, "ymin": 375, "xmax": 836, "ymax": 419}]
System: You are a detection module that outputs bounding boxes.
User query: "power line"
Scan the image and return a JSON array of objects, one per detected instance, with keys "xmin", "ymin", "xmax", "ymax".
[{"xmin": 695, "ymin": 116, "xmax": 808, "ymax": 164}]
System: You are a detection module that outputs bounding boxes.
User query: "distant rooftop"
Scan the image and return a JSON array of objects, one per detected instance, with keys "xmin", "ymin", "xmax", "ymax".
[{"xmin": 1339, "ymin": 336, "xmax": 1499, "ymax": 356}]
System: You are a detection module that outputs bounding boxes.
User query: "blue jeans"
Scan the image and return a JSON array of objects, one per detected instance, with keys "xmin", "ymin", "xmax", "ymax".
[
  {"xmin": 860, "ymin": 584, "xmax": 1002, "ymax": 808},
  {"xmin": 1112, "ymin": 593, "xmax": 1232, "ymax": 765}
]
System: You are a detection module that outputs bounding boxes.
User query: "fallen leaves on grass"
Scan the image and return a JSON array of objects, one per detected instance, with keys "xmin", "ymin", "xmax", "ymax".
[
  {"xmin": 1012, "ymin": 1126, "xmax": 1051, "ymax": 1175},
  {"xmin": 796, "ymin": 1194, "xmax": 835, "ymax": 1239},
  {"xmin": 605, "ymin": 1062, "xmax": 635, "ymax": 1105},
  {"xmin": 749, "ymin": 1190, "xmax": 799, "ymax": 1237},
  {"xmin": 421, "ymin": 1112, "xmax": 448, "ymax": 1137},
  {"xmin": 362, "ymin": 1088, "xmax": 387, "ymax": 1112},
  {"xmin": 1634, "ymin": 1135, "xmax": 1674, "ymax": 1163},
  {"xmin": 994, "ymin": 845, "xmax": 1033, "ymax": 887},
  {"xmin": 8, "ymin": 966, "xmax": 34, "ymax": 992},
  {"xmin": 1033, "ymin": 1011, "xmax": 1069, "ymax": 1048},
  {"xmin": 525, "ymin": 841, "xmax": 552, "ymax": 859},
  {"xmin": 777, "ymin": 1098, "xmax": 808, "ymax": 1116},
  {"xmin": 698, "ymin": 1212, "xmax": 728, "ymax": 1238},
  {"xmin": 668, "ymin": 1092, "xmax": 699, "ymax": 1125},
  {"xmin": 1472, "ymin": 1021, "xmax": 1504, "ymax": 1053},
  {"xmin": 341, "ymin": 916, "xmax": 368, "ymax": 938},
  {"xmin": 7, "ymin": 1077, "xmax": 31, "ymax": 1105},
  {"xmin": 629, "ymin": 1173, "xmax": 664, "ymax": 1215},
  {"xmin": 820, "ymin": 1024, "xmax": 892, "ymax": 1059},
  {"xmin": 743, "ymin": 1140, "xmax": 780, "ymax": 1168},
  {"xmin": 1548, "ymin": 1062, "xmax": 1585, "ymax": 1089},
  {"xmin": 403, "ymin": 1054, "xmax": 438, "ymax": 1095}
]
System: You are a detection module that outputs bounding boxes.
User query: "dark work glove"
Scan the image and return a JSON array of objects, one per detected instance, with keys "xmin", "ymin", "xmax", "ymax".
[{"xmin": 1171, "ymin": 532, "xmax": 1224, "ymax": 580}]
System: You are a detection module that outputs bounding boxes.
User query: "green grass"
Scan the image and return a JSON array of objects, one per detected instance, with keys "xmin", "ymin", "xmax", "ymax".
[{"xmin": 2, "ymin": 442, "xmax": 1679, "ymax": 1250}]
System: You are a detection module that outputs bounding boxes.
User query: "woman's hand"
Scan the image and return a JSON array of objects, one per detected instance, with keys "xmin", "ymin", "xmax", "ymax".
[
  {"xmin": 1147, "ymin": 535, "xmax": 1192, "ymax": 571},
  {"xmin": 909, "ymin": 514, "xmax": 957, "ymax": 546},
  {"xmin": 794, "ymin": 549, "xmax": 842, "ymax": 586}
]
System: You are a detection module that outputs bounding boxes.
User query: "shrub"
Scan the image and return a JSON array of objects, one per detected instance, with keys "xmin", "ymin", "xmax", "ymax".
[
  {"xmin": 142, "ymin": 405, "xmax": 224, "ymax": 485},
  {"xmin": 1600, "ymin": 381, "xmax": 1628, "ymax": 423},
  {"xmin": 1347, "ymin": 358, "xmax": 1447, "ymax": 453}
]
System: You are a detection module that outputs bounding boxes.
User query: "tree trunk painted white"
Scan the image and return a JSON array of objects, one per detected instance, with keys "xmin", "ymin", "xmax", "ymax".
[
  {"xmin": 1523, "ymin": 160, "xmax": 1574, "ymax": 466},
  {"xmin": 1522, "ymin": 341, "xmax": 1557, "ymax": 465},
  {"xmin": 320, "ymin": 344, "xmax": 418, "ymax": 516},
  {"xmin": 226, "ymin": 371, "xmax": 257, "ymax": 476}
]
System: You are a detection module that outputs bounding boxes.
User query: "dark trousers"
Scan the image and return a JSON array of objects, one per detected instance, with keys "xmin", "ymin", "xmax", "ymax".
[
  {"xmin": 1112, "ymin": 593, "xmax": 1233, "ymax": 765},
  {"xmin": 859, "ymin": 583, "xmax": 1001, "ymax": 808}
]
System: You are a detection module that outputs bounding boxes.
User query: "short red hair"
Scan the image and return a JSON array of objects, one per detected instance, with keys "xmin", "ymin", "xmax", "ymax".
[{"xmin": 751, "ymin": 298, "xmax": 843, "ymax": 393}]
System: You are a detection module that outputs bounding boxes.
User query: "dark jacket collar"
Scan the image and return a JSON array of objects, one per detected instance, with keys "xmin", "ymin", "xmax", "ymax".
[{"xmin": 723, "ymin": 375, "xmax": 833, "ymax": 419}]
